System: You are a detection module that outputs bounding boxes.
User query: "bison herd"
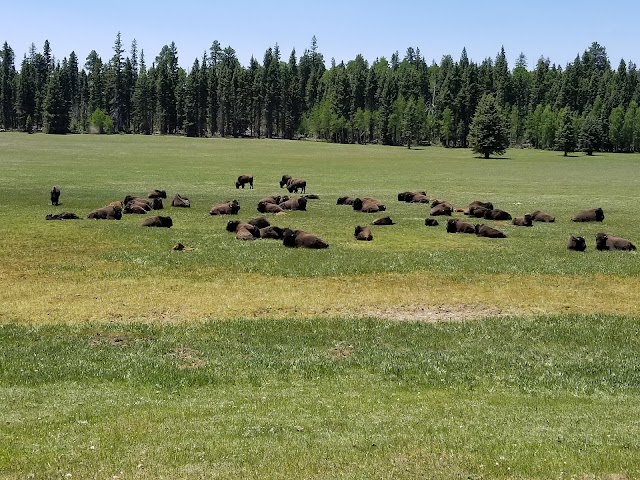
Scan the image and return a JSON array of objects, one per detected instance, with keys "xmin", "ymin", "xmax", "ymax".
[{"xmin": 45, "ymin": 176, "xmax": 636, "ymax": 252}]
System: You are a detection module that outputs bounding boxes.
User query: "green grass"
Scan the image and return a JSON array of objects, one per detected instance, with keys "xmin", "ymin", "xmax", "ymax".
[
  {"xmin": 1, "ymin": 315, "xmax": 639, "ymax": 478},
  {"xmin": 0, "ymin": 133, "xmax": 639, "ymax": 322},
  {"xmin": 1, "ymin": 133, "xmax": 639, "ymax": 478}
]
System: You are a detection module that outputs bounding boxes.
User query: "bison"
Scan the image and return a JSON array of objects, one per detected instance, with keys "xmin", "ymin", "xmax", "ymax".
[
  {"xmin": 304, "ymin": 194, "xmax": 320, "ymax": 199},
  {"xmin": 248, "ymin": 216, "xmax": 271, "ymax": 229},
  {"xmin": 567, "ymin": 235, "xmax": 587, "ymax": 252},
  {"xmin": 352, "ymin": 197, "xmax": 386, "ymax": 213},
  {"xmin": 430, "ymin": 203, "xmax": 453, "ymax": 216},
  {"xmin": 529, "ymin": 210, "xmax": 555, "ymax": 222},
  {"xmin": 50, "ymin": 186, "xmax": 61, "ymax": 206},
  {"xmin": 595, "ymin": 232, "xmax": 636, "ymax": 251},
  {"xmin": 512, "ymin": 214, "xmax": 533, "ymax": 227},
  {"xmin": 143, "ymin": 216, "xmax": 173, "ymax": 228},
  {"xmin": 398, "ymin": 191, "xmax": 428, "ymax": 202},
  {"xmin": 468, "ymin": 200, "xmax": 494, "ymax": 211},
  {"xmin": 572, "ymin": 208, "xmax": 604, "ymax": 222},
  {"xmin": 172, "ymin": 194, "xmax": 191, "ymax": 208},
  {"xmin": 236, "ymin": 175, "xmax": 254, "ymax": 189},
  {"xmin": 257, "ymin": 202, "xmax": 284, "ymax": 214},
  {"xmin": 259, "ymin": 226, "xmax": 286, "ymax": 239},
  {"xmin": 475, "ymin": 224, "xmax": 506, "ymax": 238},
  {"xmin": 226, "ymin": 220, "xmax": 260, "ymax": 240},
  {"xmin": 446, "ymin": 218, "xmax": 475, "ymax": 234},
  {"xmin": 467, "ymin": 205, "xmax": 491, "ymax": 218},
  {"xmin": 87, "ymin": 205, "xmax": 122, "ymax": 220},
  {"xmin": 483, "ymin": 209, "xmax": 512, "ymax": 221},
  {"xmin": 123, "ymin": 202, "xmax": 149, "ymax": 214},
  {"xmin": 210, "ymin": 200, "xmax": 240, "ymax": 215},
  {"xmin": 282, "ymin": 229, "xmax": 329, "ymax": 249},
  {"xmin": 148, "ymin": 189, "xmax": 167, "ymax": 199},
  {"xmin": 279, "ymin": 196, "xmax": 307, "ymax": 211},
  {"xmin": 373, "ymin": 216, "xmax": 396, "ymax": 226},
  {"xmin": 280, "ymin": 175, "xmax": 307, "ymax": 193},
  {"xmin": 424, "ymin": 218, "xmax": 439, "ymax": 227},
  {"xmin": 354, "ymin": 226, "xmax": 373, "ymax": 241},
  {"xmin": 337, "ymin": 196, "xmax": 357, "ymax": 205},
  {"xmin": 45, "ymin": 212, "xmax": 80, "ymax": 220}
]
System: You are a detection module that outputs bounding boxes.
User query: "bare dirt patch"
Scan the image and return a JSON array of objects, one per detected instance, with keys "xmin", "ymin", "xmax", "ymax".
[
  {"xmin": 328, "ymin": 343, "xmax": 355, "ymax": 360},
  {"xmin": 172, "ymin": 347, "xmax": 207, "ymax": 369},
  {"xmin": 362, "ymin": 304, "xmax": 514, "ymax": 322}
]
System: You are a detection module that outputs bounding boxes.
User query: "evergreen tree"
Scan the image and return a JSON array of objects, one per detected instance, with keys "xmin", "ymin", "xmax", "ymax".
[
  {"xmin": 555, "ymin": 108, "xmax": 577, "ymax": 156},
  {"xmin": 580, "ymin": 115, "xmax": 602, "ymax": 155},
  {"xmin": 43, "ymin": 68, "xmax": 70, "ymax": 133},
  {"xmin": 1, "ymin": 41, "xmax": 16, "ymax": 129},
  {"xmin": 468, "ymin": 93, "xmax": 509, "ymax": 158}
]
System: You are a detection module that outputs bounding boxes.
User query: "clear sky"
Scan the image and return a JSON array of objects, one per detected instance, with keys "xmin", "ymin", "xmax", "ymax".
[{"xmin": 4, "ymin": 0, "xmax": 639, "ymax": 70}]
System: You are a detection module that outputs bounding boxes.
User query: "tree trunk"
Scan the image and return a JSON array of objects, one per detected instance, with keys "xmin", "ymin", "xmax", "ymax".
[{"xmin": 484, "ymin": 152, "xmax": 489, "ymax": 159}]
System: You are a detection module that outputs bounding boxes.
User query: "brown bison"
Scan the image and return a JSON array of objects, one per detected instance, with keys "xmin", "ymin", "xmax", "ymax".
[
  {"xmin": 512, "ymin": 214, "xmax": 533, "ymax": 227},
  {"xmin": 123, "ymin": 202, "xmax": 149, "ymax": 214},
  {"xmin": 595, "ymin": 233, "xmax": 636, "ymax": 251},
  {"xmin": 257, "ymin": 202, "xmax": 284, "ymax": 214},
  {"xmin": 352, "ymin": 197, "xmax": 386, "ymax": 213},
  {"xmin": 280, "ymin": 175, "xmax": 307, "ymax": 193},
  {"xmin": 354, "ymin": 226, "xmax": 373, "ymax": 241},
  {"xmin": 468, "ymin": 200, "xmax": 494, "ymax": 210},
  {"xmin": 210, "ymin": 200, "xmax": 240, "ymax": 215},
  {"xmin": 398, "ymin": 191, "xmax": 428, "ymax": 202},
  {"xmin": 50, "ymin": 186, "xmax": 61, "ymax": 205},
  {"xmin": 475, "ymin": 224, "xmax": 506, "ymax": 238},
  {"xmin": 226, "ymin": 220, "xmax": 260, "ymax": 240},
  {"xmin": 172, "ymin": 194, "xmax": 190, "ymax": 208},
  {"xmin": 259, "ymin": 226, "xmax": 286, "ymax": 239},
  {"xmin": 236, "ymin": 175, "xmax": 254, "ymax": 189},
  {"xmin": 143, "ymin": 216, "xmax": 173, "ymax": 228},
  {"xmin": 529, "ymin": 210, "xmax": 555, "ymax": 222},
  {"xmin": 467, "ymin": 205, "xmax": 491, "ymax": 218},
  {"xmin": 337, "ymin": 196, "xmax": 357, "ymax": 205},
  {"xmin": 87, "ymin": 205, "xmax": 122, "ymax": 220},
  {"xmin": 304, "ymin": 194, "xmax": 320, "ymax": 199},
  {"xmin": 484, "ymin": 209, "xmax": 512, "ymax": 221},
  {"xmin": 572, "ymin": 208, "xmax": 604, "ymax": 222},
  {"xmin": 124, "ymin": 196, "xmax": 163, "ymax": 210},
  {"xmin": 567, "ymin": 235, "xmax": 587, "ymax": 252},
  {"xmin": 248, "ymin": 216, "xmax": 271, "ymax": 229},
  {"xmin": 45, "ymin": 212, "xmax": 80, "ymax": 220},
  {"xmin": 279, "ymin": 196, "xmax": 307, "ymax": 211},
  {"xmin": 430, "ymin": 203, "xmax": 453, "ymax": 216},
  {"xmin": 446, "ymin": 218, "xmax": 475, "ymax": 234},
  {"xmin": 282, "ymin": 229, "xmax": 329, "ymax": 249},
  {"xmin": 424, "ymin": 218, "xmax": 439, "ymax": 227},
  {"xmin": 373, "ymin": 216, "xmax": 396, "ymax": 226},
  {"xmin": 148, "ymin": 189, "xmax": 167, "ymax": 199}
]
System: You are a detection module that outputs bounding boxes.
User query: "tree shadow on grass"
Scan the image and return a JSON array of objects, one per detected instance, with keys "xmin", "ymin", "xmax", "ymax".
[{"xmin": 475, "ymin": 156, "xmax": 512, "ymax": 160}]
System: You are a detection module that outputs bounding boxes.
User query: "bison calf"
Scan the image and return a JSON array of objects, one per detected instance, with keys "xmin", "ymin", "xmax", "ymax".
[
  {"xmin": 50, "ymin": 186, "xmax": 61, "ymax": 206},
  {"xmin": 354, "ymin": 226, "xmax": 373, "ymax": 241},
  {"xmin": 567, "ymin": 235, "xmax": 587, "ymax": 252}
]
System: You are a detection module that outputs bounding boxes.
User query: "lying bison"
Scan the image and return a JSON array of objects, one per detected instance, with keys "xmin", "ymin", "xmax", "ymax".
[
  {"xmin": 475, "ymin": 224, "xmax": 506, "ymax": 238},
  {"xmin": 373, "ymin": 216, "xmax": 395, "ymax": 226},
  {"xmin": 88, "ymin": 205, "xmax": 122, "ymax": 220},
  {"xmin": 282, "ymin": 229, "xmax": 329, "ymax": 249},
  {"xmin": 424, "ymin": 218, "xmax": 439, "ymax": 227},
  {"xmin": 430, "ymin": 203, "xmax": 453, "ymax": 216},
  {"xmin": 512, "ymin": 214, "xmax": 533, "ymax": 227},
  {"xmin": 124, "ymin": 196, "xmax": 163, "ymax": 210},
  {"xmin": 124, "ymin": 202, "xmax": 149, "ymax": 214},
  {"xmin": 304, "ymin": 194, "xmax": 320, "ymax": 199},
  {"xmin": 260, "ymin": 195, "xmax": 287, "ymax": 205},
  {"xmin": 279, "ymin": 196, "xmax": 307, "ymax": 211},
  {"xmin": 259, "ymin": 226, "xmax": 286, "ymax": 239},
  {"xmin": 172, "ymin": 194, "xmax": 190, "ymax": 208},
  {"xmin": 236, "ymin": 175, "xmax": 254, "ymax": 189},
  {"xmin": 248, "ymin": 216, "xmax": 270, "ymax": 229},
  {"xmin": 446, "ymin": 218, "xmax": 475, "ymax": 234},
  {"xmin": 398, "ymin": 191, "xmax": 429, "ymax": 203},
  {"xmin": 572, "ymin": 208, "xmax": 604, "ymax": 222},
  {"xmin": 50, "ymin": 186, "xmax": 61, "ymax": 206},
  {"xmin": 353, "ymin": 197, "xmax": 386, "ymax": 213},
  {"xmin": 143, "ymin": 216, "xmax": 173, "ymax": 228},
  {"xmin": 567, "ymin": 235, "xmax": 587, "ymax": 252},
  {"xmin": 257, "ymin": 201, "xmax": 284, "ymax": 214},
  {"xmin": 595, "ymin": 232, "xmax": 636, "ymax": 251},
  {"xmin": 226, "ymin": 220, "xmax": 260, "ymax": 240},
  {"xmin": 484, "ymin": 209, "xmax": 512, "ymax": 221},
  {"xmin": 148, "ymin": 189, "xmax": 167, "ymax": 199},
  {"xmin": 529, "ymin": 210, "xmax": 555, "ymax": 222},
  {"xmin": 467, "ymin": 205, "xmax": 491, "ymax": 218},
  {"xmin": 468, "ymin": 200, "xmax": 494, "ymax": 211},
  {"xmin": 45, "ymin": 212, "xmax": 80, "ymax": 220},
  {"xmin": 337, "ymin": 196, "xmax": 357, "ymax": 205},
  {"xmin": 354, "ymin": 226, "xmax": 373, "ymax": 241},
  {"xmin": 210, "ymin": 200, "xmax": 240, "ymax": 215}
]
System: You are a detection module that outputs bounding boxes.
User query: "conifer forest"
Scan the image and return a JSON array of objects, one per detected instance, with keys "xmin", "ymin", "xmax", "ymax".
[{"xmin": 1, "ymin": 34, "xmax": 639, "ymax": 153}]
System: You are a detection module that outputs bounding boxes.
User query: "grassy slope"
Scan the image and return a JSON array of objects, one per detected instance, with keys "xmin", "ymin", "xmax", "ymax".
[
  {"xmin": 0, "ymin": 133, "xmax": 639, "ymax": 322},
  {"xmin": 1, "ymin": 315, "xmax": 639, "ymax": 479}
]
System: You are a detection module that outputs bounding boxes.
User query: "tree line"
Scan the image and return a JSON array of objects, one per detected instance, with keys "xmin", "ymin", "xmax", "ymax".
[{"xmin": 1, "ymin": 34, "xmax": 640, "ymax": 153}]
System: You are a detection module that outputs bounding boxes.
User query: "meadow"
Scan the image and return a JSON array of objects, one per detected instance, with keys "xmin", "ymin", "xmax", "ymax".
[{"xmin": 0, "ymin": 133, "xmax": 639, "ymax": 478}]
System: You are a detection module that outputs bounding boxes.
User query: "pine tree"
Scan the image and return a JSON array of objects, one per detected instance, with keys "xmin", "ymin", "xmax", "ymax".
[
  {"xmin": 43, "ymin": 68, "xmax": 70, "ymax": 134},
  {"xmin": 555, "ymin": 109, "xmax": 577, "ymax": 156},
  {"xmin": 580, "ymin": 115, "xmax": 602, "ymax": 155},
  {"xmin": 468, "ymin": 93, "xmax": 509, "ymax": 158},
  {"xmin": 1, "ymin": 41, "xmax": 16, "ymax": 129}
]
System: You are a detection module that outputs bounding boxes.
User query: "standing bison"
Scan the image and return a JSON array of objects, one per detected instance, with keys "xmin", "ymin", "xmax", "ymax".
[
  {"xmin": 279, "ymin": 175, "xmax": 307, "ymax": 193},
  {"xmin": 572, "ymin": 208, "xmax": 604, "ymax": 222},
  {"xmin": 50, "ymin": 186, "xmax": 61, "ymax": 205},
  {"xmin": 236, "ymin": 175, "xmax": 254, "ymax": 189}
]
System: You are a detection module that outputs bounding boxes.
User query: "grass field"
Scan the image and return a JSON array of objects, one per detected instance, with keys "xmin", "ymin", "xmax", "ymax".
[{"xmin": 0, "ymin": 133, "xmax": 639, "ymax": 478}]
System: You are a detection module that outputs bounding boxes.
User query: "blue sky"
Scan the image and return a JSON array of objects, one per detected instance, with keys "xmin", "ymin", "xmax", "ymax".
[{"xmin": 4, "ymin": 0, "xmax": 639, "ymax": 70}]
